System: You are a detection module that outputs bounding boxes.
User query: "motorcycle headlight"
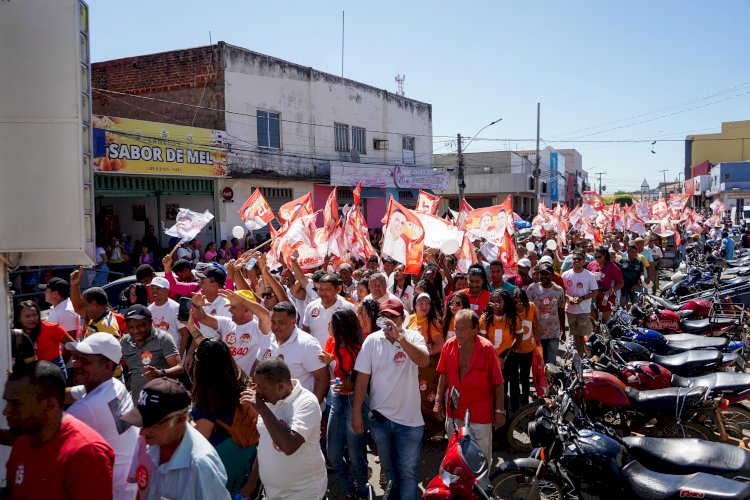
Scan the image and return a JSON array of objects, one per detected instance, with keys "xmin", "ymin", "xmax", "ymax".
[
  {"xmin": 529, "ymin": 416, "xmax": 556, "ymax": 448},
  {"xmin": 439, "ymin": 468, "xmax": 460, "ymax": 486}
]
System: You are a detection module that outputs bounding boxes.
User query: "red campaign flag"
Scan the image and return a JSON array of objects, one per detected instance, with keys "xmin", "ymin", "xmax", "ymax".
[
  {"xmin": 323, "ymin": 187, "xmax": 339, "ymax": 235},
  {"xmin": 464, "ymin": 195, "xmax": 514, "ymax": 244},
  {"xmin": 382, "ymin": 196, "xmax": 425, "ymax": 274},
  {"xmin": 277, "ymin": 193, "xmax": 313, "ymax": 228},
  {"xmin": 457, "ymin": 199, "xmax": 474, "ymax": 230},
  {"xmin": 710, "ymin": 199, "xmax": 727, "ymax": 215},
  {"xmin": 455, "ymin": 233, "xmax": 477, "ymax": 273},
  {"xmin": 353, "ymin": 182, "xmax": 362, "ymax": 207},
  {"xmin": 345, "ymin": 206, "xmax": 377, "ymax": 262},
  {"xmin": 669, "ymin": 193, "xmax": 690, "ymax": 212},
  {"xmin": 415, "ymin": 190, "xmax": 441, "ymax": 216},
  {"xmin": 239, "ymin": 188, "xmax": 275, "ymax": 231},
  {"xmin": 651, "ymin": 198, "xmax": 669, "ymax": 220},
  {"xmin": 582, "ymin": 191, "xmax": 606, "ymax": 212},
  {"xmin": 273, "ymin": 211, "xmax": 319, "ymax": 268}
]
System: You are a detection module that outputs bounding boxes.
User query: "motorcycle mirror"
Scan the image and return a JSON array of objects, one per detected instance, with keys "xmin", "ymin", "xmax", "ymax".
[{"xmin": 449, "ymin": 387, "xmax": 460, "ymax": 410}]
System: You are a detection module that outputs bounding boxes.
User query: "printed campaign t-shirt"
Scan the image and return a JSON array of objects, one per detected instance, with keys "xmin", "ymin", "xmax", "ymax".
[
  {"xmin": 200, "ymin": 296, "xmax": 230, "ymax": 339},
  {"xmin": 148, "ymin": 299, "xmax": 184, "ymax": 348},
  {"xmin": 302, "ymin": 296, "xmax": 357, "ymax": 347},
  {"xmin": 215, "ymin": 316, "xmax": 267, "ymax": 374},
  {"xmin": 257, "ymin": 328, "xmax": 325, "ymax": 395},
  {"xmin": 561, "ymin": 269, "xmax": 598, "ymax": 315},
  {"xmin": 513, "ymin": 303, "xmax": 539, "ymax": 354},
  {"xmin": 479, "ymin": 316, "xmax": 515, "ymax": 355},
  {"xmin": 527, "ymin": 282, "xmax": 565, "ymax": 340},
  {"xmin": 120, "ymin": 329, "xmax": 179, "ymax": 400}
]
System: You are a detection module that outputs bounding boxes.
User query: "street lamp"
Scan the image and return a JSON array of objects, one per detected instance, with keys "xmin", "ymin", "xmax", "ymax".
[{"xmin": 458, "ymin": 118, "xmax": 502, "ymax": 208}]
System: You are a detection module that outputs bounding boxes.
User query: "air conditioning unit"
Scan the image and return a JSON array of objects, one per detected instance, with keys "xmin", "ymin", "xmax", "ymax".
[{"xmin": 373, "ymin": 139, "xmax": 389, "ymax": 150}]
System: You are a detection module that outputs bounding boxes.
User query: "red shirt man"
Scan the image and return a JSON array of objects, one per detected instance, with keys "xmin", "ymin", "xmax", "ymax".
[{"xmin": 434, "ymin": 310, "xmax": 505, "ymax": 462}]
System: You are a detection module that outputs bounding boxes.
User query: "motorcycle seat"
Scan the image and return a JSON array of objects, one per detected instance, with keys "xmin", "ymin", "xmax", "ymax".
[
  {"xmin": 671, "ymin": 372, "xmax": 750, "ymax": 396},
  {"xmin": 623, "ymin": 436, "xmax": 750, "ymax": 478},
  {"xmin": 726, "ymin": 259, "xmax": 750, "ymax": 268},
  {"xmin": 622, "ymin": 460, "xmax": 750, "ymax": 499},
  {"xmin": 624, "ymin": 386, "xmax": 708, "ymax": 411},
  {"xmin": 663, "ymin": 333, "xmax": 729, "ymax": 351},
  {"xmin": 720, "ymin": 276, "xmax": 746, "ymax": 286},
  {"xmin": 650, "ymin": 296, "xmax": 682, "ymax": 311},
  {"xmin": 651, "ymin": 350, "xmax": 723, "ymax": 374},
  {"xmin": 679, "ymin": 317, "xmax": 735, "ymax": 333}
]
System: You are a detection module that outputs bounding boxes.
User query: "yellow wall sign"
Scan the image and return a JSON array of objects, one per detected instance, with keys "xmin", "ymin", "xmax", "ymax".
[{"xmin": 92, "ymin": 116, "xmax": 228, "ymax": 177}]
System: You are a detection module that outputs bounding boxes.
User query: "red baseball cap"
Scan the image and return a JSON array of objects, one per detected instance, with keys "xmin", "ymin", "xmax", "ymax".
[{"xmin": 379, "ymin": 298, "xmax": 404, "ymax": 317}]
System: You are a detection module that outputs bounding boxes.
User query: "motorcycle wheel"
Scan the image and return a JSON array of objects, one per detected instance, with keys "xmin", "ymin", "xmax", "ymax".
[
  {"xmin": 646, "ymin": 421, "xmax": 719, "ymax": 441},
  {"xmin": 506, "ymin": 401, "xmax": 544, "ymax": 453},
  {"xmin": 719, "ymin": 405, "xmax": 750, "ymax": 441},
  {"xmin": 491, "ymin": 470, "xmax": 564, "ymax": 500}
]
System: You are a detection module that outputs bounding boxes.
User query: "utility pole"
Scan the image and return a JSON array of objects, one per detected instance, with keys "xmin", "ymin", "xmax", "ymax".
[
  {"xmin": 457, "ymin": 134, "xmax": 465, "ymax": 209},
  {"xmin": 595, "ymin": 172, "xmax": 606, "ymax": 195},
  {"xmin": 658, "ymin": 169, "xmax": 668, "ymax": 197},
  {"xmin": 533, "ymin": 103, "xmax": 541, "ymax": 209}
]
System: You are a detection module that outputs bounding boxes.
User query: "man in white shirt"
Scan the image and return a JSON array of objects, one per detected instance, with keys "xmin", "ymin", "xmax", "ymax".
[
  {"xmin": 66, "ymin": 333, "xmax": 139, "ymax": 500},
  {"xmin": 352, "ymin": 298, "xmax": 430, "ymax": 500},
  {"xmin": 191, "ymin": 267, "xmax": 231, "ymax": 340},
  {"xmin": 363, "ymin": 272, "xmax": 400, "ymax": 305},
  {"xmin": 192, "ymin": 290, "xmax": 271, "ymax": 374},
  {"xmin": 302, "ymin": 274, "xmax": 356, "ymax": 346},
  {"xmin": 242, "ymin": 358, "xmax": 327, "ymax": 500},
  {"xmin": 42, "ymin": 278, "xmax": 79, "ymax": 337},
  {"xmin": 253, "ymin": 302, "xmax": 328, "ymax": 405},
  {"xmin": 147, "ymin": 277, "xmax": 189, "ymax": 357},
  {"xmin": 562, "ymin": 250, "xmax": 599, "ymax": 356}
]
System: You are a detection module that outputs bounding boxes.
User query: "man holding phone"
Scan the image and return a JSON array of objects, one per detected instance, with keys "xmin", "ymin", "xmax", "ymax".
[
  {"xmin": 148, "ymin": 277, "xmax": 190, "ymax": 357},
  {"xmin": 352, "ymin": 299, "xmax": 429, "ymax": 500}
]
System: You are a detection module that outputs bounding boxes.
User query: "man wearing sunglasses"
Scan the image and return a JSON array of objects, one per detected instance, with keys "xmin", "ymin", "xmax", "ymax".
[{"xmin": 561, "ymin": 250, "xmax": 598, "ymax": 356}]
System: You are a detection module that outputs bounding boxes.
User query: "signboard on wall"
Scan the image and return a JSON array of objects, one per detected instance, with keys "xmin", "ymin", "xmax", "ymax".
[
  {"xmin": 550, "ymin": 152, "xmax": 559, "ymax": 203},
  {"xmin": 330, "ymin": 161, "xmax": 449, "ymax": 191},
  {"xmin": 92, "ymin": 116, "xmax": 228, "ymax": 177}
]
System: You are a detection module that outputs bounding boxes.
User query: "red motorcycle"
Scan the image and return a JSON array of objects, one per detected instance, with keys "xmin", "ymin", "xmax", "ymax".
[
  {"xmin": 631, "ymin": 299, "xmax": 739, "ymax": 337},
  {"xmin": 423, "ymin": 388, "xmax": 491, "ymax": 499}
]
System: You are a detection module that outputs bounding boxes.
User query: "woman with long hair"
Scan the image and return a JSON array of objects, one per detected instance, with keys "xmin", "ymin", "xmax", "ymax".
[
  {"xmin": 319, "ymin": 308, "xmax": 369, "ymax": 499},
  {"xmin": 15, "ymin": 300, "xmax": 74, "ymax": 376},
  {"xmin": 355, "ymin": 278, "xmax": 370, "ymax": 305},
  {"xmin": 191, "ymin": 337, "xmax": 254, "ymax": 496},
  {"xmin": 407, "ymin": 292, "xmax": 445, "ymax": 438},
  {"xmin": 127, "ymin": 283, "xmax": 149, "ymax": 307},
  {"xmin": 217, "ymin": 239, "xmax": 230, "ymax": 264},
  {"xmin": 203, "ymin": 242, "xmax": 218, "ymax": 262},
  {"xmin": 480, "ymin": 289, "xmax": 520, "ymax": 406},
  {"xmin": 414, "ymin": 279, "xmax": 444, "ymax": 319},
  {"xmin": 505, "ymin": 289, "xmax": 540, "ymax": 412},
  {"xmin": 391, "ymin": 264, "xmax": 415, "ymax": 315},
  {"xmin": 357, "ymin": 298, "xmax": 380, "ymax": 336},
  {"xmin": 442, "ymin": 291, "xmax": 470, "ymax": 340}
]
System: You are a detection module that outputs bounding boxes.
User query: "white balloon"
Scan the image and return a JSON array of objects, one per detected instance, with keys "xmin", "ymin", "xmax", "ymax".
[
  {"xmin": 440, "ymin": 238, "xmax": 461, "ymax": 255},
  {"xmin": 525, "ymin": 242, "xmax": 536, "ymax": 252},
  {"xmin": 546, "ymin": 239, "xmax": 558, "ymax": 251},
  {"xmin": 232, "ymin": 225, "xmax": 245, "ymax": 239}
]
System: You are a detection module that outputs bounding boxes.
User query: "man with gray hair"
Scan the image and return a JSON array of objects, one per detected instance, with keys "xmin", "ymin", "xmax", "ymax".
[
  {"xmin": 242, "ymin": 357, "xmax": 327, "ymax": 499},
  {"xmin": 363, "ymin": 272, "xmax": 400, "ymax": 305}
]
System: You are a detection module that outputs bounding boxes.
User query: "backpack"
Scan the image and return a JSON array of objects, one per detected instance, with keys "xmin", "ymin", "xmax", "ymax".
[{"xmin": 215, "ymin": 404, "xmax": 260, "ymax": 448}]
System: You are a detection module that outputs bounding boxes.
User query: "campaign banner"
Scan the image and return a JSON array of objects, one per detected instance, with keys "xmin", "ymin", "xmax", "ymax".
[
  {"xmin": 92, "ymin": 116, "xmax": 228, "ymax": 177},
  {"xmin": 239, "ymin": 188, "xmax": 275, "ymax": 231}
]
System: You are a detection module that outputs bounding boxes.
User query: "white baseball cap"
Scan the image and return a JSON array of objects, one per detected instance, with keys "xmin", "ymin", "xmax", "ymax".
[
  {"xmin": 539, "ymin": 256, "xmax": 554, "ymax": 265},
  {"xmin": 67, "ymin": 332, "xmax": 122, "ymax": 364},
  {"xmin": 518, "ymin": 258, "xmax": 532, "ymax": 268},
  {"xmin": 150, "ymin": 277, "xmax": 170, "ymax": 290}
]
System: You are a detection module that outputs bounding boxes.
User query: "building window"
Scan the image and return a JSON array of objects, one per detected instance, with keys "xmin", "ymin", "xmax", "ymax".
[
  {"xmin": 257, "ymin": 110, "xmax": 280, "ymax": 149},
  {"xmin": 335, "ymin": 123, "xmax": 350, "ymax": 152},
  {"xmin": 352, "ymin": 127, "xmax": 366, "ymax": 155},
  {"xmin": 402, "ymin": 136, "xmax": 415, "ymax": 165}
]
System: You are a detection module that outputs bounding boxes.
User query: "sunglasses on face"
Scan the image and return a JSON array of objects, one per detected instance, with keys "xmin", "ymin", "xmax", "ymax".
[
  {"xmin": 261, "ymin": 293, "xmax": 274, "ymax": 299},
  {"xmin": 449, "ymin": 301, "xmax": 462, "ymax": 306}
]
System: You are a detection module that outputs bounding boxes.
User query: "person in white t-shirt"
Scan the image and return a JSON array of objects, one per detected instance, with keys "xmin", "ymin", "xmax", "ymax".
[
  {"xmin": 253, "ymin": 302, "xmax": 328, "ymax": 405},
  {"xmin": 42, "ymin": 278, "xmax": 79, "ymax": 336},
  {"xmin": 302, "ymin": 274, "xmax": 356, "ymax": 346},
  {"xmin": 390, "ymin": 264, "xmax": 415, "ymax": 315},
  {"xmin": 185, "ymin": 267, "xmax": 231, "ymax": 369},
  {"xmin": 241, "ymin": 358, "xmax": 327, "ymax": 500},
  {"xmin": 363, "ymin": 272, "xmax": 400, "ymax": 305},
  {"xmin": 352, "ymin": 298, "xmax": 430, "ymax": 500},
  {"xmin": 147, "ymin": 277, "xmax": 189, "ymax": 357},
  {"xmin": 192, "ymin": 290, "xmax": 270, "ymax": 374},
  {"xmin": 561, "ymin": 250, "xmax": 599, "ymax": 356},
  {"xmin": 65, "ymin": 333, "xmax": 138, "ymax": 500}
]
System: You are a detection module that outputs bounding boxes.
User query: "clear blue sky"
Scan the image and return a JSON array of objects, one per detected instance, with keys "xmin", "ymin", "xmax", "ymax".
[{"xmin": 88, "ymin": 0, "xmax": 750, "ymax": 193}]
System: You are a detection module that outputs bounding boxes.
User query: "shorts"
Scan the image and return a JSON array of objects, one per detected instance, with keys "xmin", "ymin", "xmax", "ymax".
[{"xmin": 567, "ymin": 313, "xmax": 592, "ymax": 337}]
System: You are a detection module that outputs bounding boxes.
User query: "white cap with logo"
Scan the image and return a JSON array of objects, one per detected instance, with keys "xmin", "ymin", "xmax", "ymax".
[
  {"xmin": 66, "ymin": 332, "xmax": 122, "ymax": 364},
  {"xmin": 150, "ymin": 277, "xmax": 170, "ymax": 290}
]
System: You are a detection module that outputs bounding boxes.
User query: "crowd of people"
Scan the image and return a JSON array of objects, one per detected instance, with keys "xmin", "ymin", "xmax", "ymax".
[{"xmin": 6, "ymin": 208, "xmax": 739, "ymax": 500}]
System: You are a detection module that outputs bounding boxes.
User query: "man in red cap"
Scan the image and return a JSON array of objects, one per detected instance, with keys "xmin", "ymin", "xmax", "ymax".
[{"xmin": 352, "ymin": 298, "xmax": 429, "ymax": 500}]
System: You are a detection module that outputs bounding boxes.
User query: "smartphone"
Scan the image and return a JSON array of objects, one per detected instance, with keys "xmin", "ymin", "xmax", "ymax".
[
  {"xmin": 177, "ymin": 296, "xmax": 192, "ymax": 322},
  {"xmin": 244, "ymin": 257, "xmax": 257, "ymax": 271}
]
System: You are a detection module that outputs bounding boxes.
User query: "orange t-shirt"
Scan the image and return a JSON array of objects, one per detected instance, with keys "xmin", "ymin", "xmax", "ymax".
[
  {"xmin": 479, "ymin": 316, "xmax": 514, "ymax": 355},
  {"xmin": 514, "ymin": 303, "xmax": 539, "ymax": 354}
]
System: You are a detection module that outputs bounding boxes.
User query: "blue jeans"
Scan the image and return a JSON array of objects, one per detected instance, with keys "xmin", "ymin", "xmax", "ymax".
[
  {"xmin": 369, "ymin": 414, "xmax": 424, "ymax": 500},
  {"xmin": 327, "ymin": 393, "xmax": 369, "ymax": 497},
  {"xmin": 540, "ymin": 338, "xmax": 560, "ymax": 366}
]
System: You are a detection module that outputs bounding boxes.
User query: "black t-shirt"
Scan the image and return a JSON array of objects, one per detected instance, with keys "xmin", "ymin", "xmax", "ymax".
[
  {"xmin": 11, "ymin": 329, "xmax": 35, "ymax": 365},
  {"xmin": 619, "ymin": 258, "xmax": 644, "ymax": 289}
]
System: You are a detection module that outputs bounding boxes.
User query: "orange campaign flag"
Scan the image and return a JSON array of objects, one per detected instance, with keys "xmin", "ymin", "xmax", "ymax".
[
  {"xmin": 239, "ymin": 188, "xmax": 275, "ymax": 231},
  {"xmin": 323, "ymin": 187, "xmax": 339, "ymax": 235},
  {"xmin": 457, "ymin": 199, "xmax": 474, "ymax": 230},
  {"xmin": 352, "ymin": 182, "xmax": 362, "ymax": 206},
  {"xmin": 277, "ymin": 192, "xmax": 313, "ymax": 228},
  {"xmin": 455, "ymin": 233, "xmax": 478, "ymax": 273},
  {"xmin": 582, "ymin": 191, "xmax": 606, "ymax": 212},
  {"xmin": 345, "ymin": 206, "xmax": 377, "ymax": 262},
  {"xmin": 382, "ymin": 196, "xmax": 425, "ymax": 274},
  {"xmin": 415, "ymin": 190, "xmax": 441, "ymax": 216},
  {"xmin": 464, "ymin": 195, "xmax": 514, "ymax": 243}
]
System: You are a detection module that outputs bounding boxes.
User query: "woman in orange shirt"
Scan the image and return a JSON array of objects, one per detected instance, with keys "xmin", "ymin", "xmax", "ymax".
[
  {"xmin": 442, "ymin": 291, "xmax": 470, "ymax": 340},
  {"xmin": 15, "ymin": 300, "xmax": 75, "ymax": 377},
  {"xmin": 407, "ymin": 293, "xmax": 445, "ymax": 437},
  {"xmin": 479, "ymin": 289, "xmax": 520, "ymax": 410},
  {"xmin": 506, "ymin": 289, "xmax": 541, "ymax": 411}
]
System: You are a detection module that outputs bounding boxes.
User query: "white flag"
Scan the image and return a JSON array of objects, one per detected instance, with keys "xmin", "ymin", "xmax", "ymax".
[{"xmin": 165, "ymin": 209, "xmax": 214, "ymax": 243}]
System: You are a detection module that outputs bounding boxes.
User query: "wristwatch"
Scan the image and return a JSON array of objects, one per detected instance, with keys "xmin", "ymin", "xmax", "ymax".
[
  {"xmin": 396, "ymin": 332, "xmax": 405, "ymax": 343},
  {"xmin": 495, "ymin": 409, "xmax": 506, "ymax": 415}
]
